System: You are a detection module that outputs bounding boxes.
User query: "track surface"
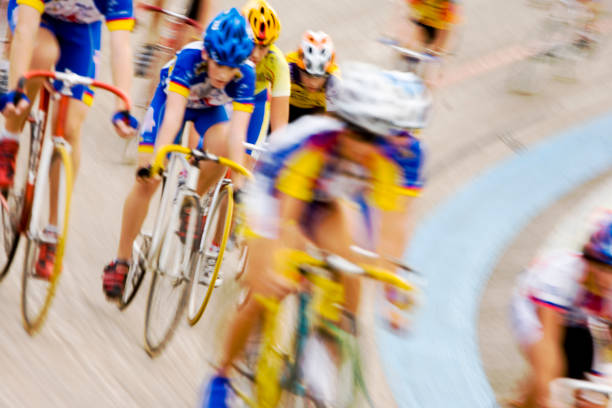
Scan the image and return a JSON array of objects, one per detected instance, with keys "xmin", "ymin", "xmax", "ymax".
[{"xmin": 0, "ymin": 0, "xmax": 611, "ymax": 406}]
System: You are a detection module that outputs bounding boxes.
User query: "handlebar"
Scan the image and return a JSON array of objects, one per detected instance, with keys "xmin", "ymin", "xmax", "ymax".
[
  {"xmin": 150, "ymin": 144, "xmax": 253, "ymax": 179},
  {"xmin": 137, "ymin": 2, "xmax": 203, "ymax": 30},
  {"xmin": 16, "ymin": 70, "xmax": 132, "ymax": 111},
  {"xmin": 279, "ymin": 248, "xmax": 417, "ymax": 292}
]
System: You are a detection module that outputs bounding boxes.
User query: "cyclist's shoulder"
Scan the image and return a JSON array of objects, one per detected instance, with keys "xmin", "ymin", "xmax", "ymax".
[
  {"xmin": 235, "ymin": 60, "xmax": 256, "ymax": 84},
  {"xmin": 285, "ymin": 50, "xmax": 300, "ymax": 65},
  {"xmin": 521, "ymin": 250, "xmax": 586, "ymax": 293},
  {"xmin": 261, "ymin": 44, "xmax": 289, "ymax": 72},
  {"xmin": 267, "ymin": 115, "xmax": 345, "ymax": 155}
]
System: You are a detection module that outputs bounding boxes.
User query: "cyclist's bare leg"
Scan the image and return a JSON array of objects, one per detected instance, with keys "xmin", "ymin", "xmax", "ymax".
[
  {"xmin": 116, "ymin": 153, "xmax": 160, "ymax": 261},
  {"xmin": 196, "ymin": 122, "xmax": 227, "ymax": 196},
  {"xmin": 5, "ymin": 27, "xmax": 58, "ymax": 134},
  {"xmin": 217, "ymin": 236, "xmax": 275, "ymax": 374}
]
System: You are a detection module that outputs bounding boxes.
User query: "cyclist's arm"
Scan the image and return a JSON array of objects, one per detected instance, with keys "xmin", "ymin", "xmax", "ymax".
[
  {"xmin": 154, "ymin": 91, "xmax": 187, "ymax": 150},
  {"xmin": 109, "ymin": 29, "xmax": 133, "ymax": 112},
  {"xmin": 376, "ymin": 195, "xmax": 416, "ymax": 262},
  {"xmin": 277, "ymin": 192, "xmax": 313, "ymax": 252},
  {"xmin": 269, "ymin": 95, "xmax": 289, "ymax": 132},
  {"xmin": 269, "ymin": 47, "xmax": 290, "ymax": 132},
  {"xmin": 9, "ymin": 3, "xmax": 41, "ymax": 89},
  {"xmin": 531, "ymin": 305, "xmax": 566, "ymax": 407},
  {"xmin": 227, "ymin": 107, "xmax": 252, "ymax": 169}
]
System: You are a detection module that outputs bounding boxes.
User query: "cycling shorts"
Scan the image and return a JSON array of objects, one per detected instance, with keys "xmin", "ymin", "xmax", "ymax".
[
  {"xmin": 8, "ymin": 8, "xmax": 100, "ymax": 105},
  {"xmin": 245, "ymin": 89, "xmax": 270, "ymax": 154},
  {"xmin": 138, "ymin": 84, "xmax": 228, "ymax": 154}
]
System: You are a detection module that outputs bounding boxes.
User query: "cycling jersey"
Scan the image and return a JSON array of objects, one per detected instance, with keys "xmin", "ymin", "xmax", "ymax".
[
  {"xmin": 408, "ymin": 0, "xmax": 459, "ymax": 30},
  {"xmin": 16, "ymin": 0, "xmax": 134, "ymax": 30},
  {"xmin": 511, "ymin": 251, "xmax": 612, "ymax": 347},
  {"xmin": 254, "ymin": 44, "xmax": 290, "ymax": 97},
  {"xmin": 139, "ymin": 41, "xmax": 255, "ymax": 153},
  {"xmin": 245, "ymin": 115, "xmax": 424, "ymax": 239},
  {"xmin": 162, "ymin": 41, "xmax": 255, "ymax": 112},
  {"xmin": 285, "ymin": 51, "xmax": 340, "ymax": 111},
  {"xmin": 244, "ymin": 44, "xmax": 290, "ymax": 153}
]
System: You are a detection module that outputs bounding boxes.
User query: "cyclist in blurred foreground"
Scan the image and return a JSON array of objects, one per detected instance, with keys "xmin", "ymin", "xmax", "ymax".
[
  {"xmin": 510, "ymin": 214, "xmax": 612, "ymax": 407},
  {"xmin": 285, "ymin": 30, "xmax": 340, "ymax": 123},
  {"xmin": 201, "ymin": 62, "xmax": 431, "ymax": 407},
  {"xmin": 102, "ymin": 8, "xmax": 255, "ymax": 301},
  {"xmin": 0, "ymin": 0, "xmax": 138, "ymax": 278}
]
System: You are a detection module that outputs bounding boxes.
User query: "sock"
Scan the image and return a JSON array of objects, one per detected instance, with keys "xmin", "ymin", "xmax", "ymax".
[{"xmin": 1, "ymin": 128, "xmax": 19, "ymax": 142}]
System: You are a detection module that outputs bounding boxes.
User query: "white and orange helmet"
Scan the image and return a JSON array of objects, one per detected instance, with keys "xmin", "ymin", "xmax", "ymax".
[{"xmin": 297, "ymin": 30, "xmax": 335, "ymax": 77}]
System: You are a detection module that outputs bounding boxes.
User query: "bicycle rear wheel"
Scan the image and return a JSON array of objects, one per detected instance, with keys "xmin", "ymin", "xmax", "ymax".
[
  {"xmin": 21, "ymin": 144, "xmax": 73, "ymax": 335},
  {"xmin": 144, "ymin": 193, "xmax": 197, "ymax": 357},
  {"xmin": 186, "ymin": 182, "xmax": 233, "ymax": 326}
]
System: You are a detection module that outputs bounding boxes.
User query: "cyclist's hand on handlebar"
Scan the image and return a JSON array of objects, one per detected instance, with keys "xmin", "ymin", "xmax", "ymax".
[
  {"xmin": 112, "ymin": 110, "xmax": 139, "ymax": 139},
  {"xmin": 0, "ymin": 90, "xmax": 30, "ymax": 118},
  {"xmin": 135, "ymin": 164, "xmax": 160, "ymax": 183}
]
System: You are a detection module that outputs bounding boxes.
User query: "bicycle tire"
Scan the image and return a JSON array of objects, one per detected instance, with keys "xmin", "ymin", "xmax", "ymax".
[
  {"xmin": 186, "ymin": 183, "xmax": 233, "ymax": 326},
  {"xmin": 0, "ymin": 193, "xmax": 20, "ymax": 280},
  {"xmin": 21, "ymin": 144, "xmax": 73, "ymax": 335},
  {"xmin": 143, "ymin": 194, "xmax": 197, "ymax": 357},
  {"xmin": 118, "ymin": 233, "xmax": 150, "ymax": 310}
]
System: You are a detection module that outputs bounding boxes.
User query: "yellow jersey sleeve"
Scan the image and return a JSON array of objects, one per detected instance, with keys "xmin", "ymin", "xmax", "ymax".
[
  {"xmin": 367, "ymin": 152, "xmax": 419, "ymax": 212},
  {"xmin": 17, "ymin": 0, "xmax": 44, "ymax": 13},
  {"xmin": 254, "ymin": 44, "xmax": 291, "ymax": 97},
  {"xmin": 276, "ymin": 149, "xmax": 325, "ymax": 202}
]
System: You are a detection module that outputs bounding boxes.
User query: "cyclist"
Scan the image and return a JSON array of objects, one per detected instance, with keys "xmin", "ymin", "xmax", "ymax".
[
  {"xmin": 510, "ymin": 215, "xmax": 612, "ymax": 408},
  {"xmin": 201, "ymin": 62, "xmax": 431, "ymax": 406},
  {"xmin": 241, "ymin": 0, "xmax": 290, "ymax": 149},
  {"xmin": 403, "ymin": 0, "xmax": 460, "ymax": 55},
  {"xmin": 285, "ymin": 30, "xmax": 340, "ymax": 123},
  {"xmin": 189, "ymin": 0, "xmax": 289, "ymax": 287},
  {"xmin": 0, "ymin": 0, "xmax": 138, "ymax": 279},
  {"xmin": 101, "ymin": 8, "xmax": 255, "ymax": 301},
  {"xmin": 135, "ymin": 0, "xmax": 211, "ymax": 77}
]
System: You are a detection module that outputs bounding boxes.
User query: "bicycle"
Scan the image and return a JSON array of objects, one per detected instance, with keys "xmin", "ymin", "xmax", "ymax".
[
  {"xmin": 507, "ymin": 0, "xmax": 597, "ymax": 94},
  {"xmin": 186, "ymin": 141, "xmax": 266, "ymax": 326},
  {"xmin": 550, "ymin": 378, "xmax": 612, "ymax": 407},
  {"xmin": 117, "ymin": 143, "xmax": 251, "ymax": 357},
  {"xmin": 227, "ymin": 246, "xmax": 419, "ymax": 408},
  {"xmin": 0, "ymin": 70, "xmax": 132, "ymax": 334}
]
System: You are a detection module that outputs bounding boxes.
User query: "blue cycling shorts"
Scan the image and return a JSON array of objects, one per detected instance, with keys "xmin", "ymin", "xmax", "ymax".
[
  {"xmin": 8, "ymin": 3, "xmax": 100, "ymax": 105},
  {"xmin": 139, "ymin": 84, "xmax": 229, "ymax": 154}
]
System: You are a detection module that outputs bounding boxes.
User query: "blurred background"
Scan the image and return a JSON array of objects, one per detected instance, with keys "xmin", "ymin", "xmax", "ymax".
[{"xmin": 1, "ymin": 0, "xmax": 612, "ymax": 406}]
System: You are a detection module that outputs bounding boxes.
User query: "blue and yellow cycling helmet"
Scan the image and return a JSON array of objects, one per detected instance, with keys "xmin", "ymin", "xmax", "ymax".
[
  {"xmin": 583, "ymin": 215, "xmax": 612, "ymax": 266},
  {"xmin": 204, "ymin": 8, "xmax": 254, "ymax": 68}
]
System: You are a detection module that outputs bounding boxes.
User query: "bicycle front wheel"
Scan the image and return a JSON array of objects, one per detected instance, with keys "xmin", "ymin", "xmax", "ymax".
[
  {"xmin": 186, "ymin": 183, "xmax": 233, "ymax": 326},
  {"xmin": 21, "ymin": 144, "xmax": 73, "ymax": 335},
  {"xmin": 144, "ymin": 193, "xmax": 198, "ymax": 357},
  {"xmin": 118, "ymin": 232, "xmax": 150, "ymax": 310}
]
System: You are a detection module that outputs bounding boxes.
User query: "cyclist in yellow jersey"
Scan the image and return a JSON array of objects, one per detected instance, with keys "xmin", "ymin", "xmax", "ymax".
[
  {"xmin": 241, "ymin": 0, "xmax": 289, "ymax": 152},
  {"xmin": 286, "ymin": 30, "xmax": 340, "ymax": 123},
  {"xmin": 390, "ymin": 0, "xmax": 460, "ymax": 56}
]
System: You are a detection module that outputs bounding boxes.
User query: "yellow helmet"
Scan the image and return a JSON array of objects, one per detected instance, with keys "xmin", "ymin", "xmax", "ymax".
[{"xmin": 242, "ymin": 0, "xmax": 281, "ymax": 46}]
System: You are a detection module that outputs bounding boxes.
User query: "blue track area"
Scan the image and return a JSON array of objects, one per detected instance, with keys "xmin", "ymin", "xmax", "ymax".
[{"xmin": 376, "ymin": 113, "xmax": 612, "ymax": 407}]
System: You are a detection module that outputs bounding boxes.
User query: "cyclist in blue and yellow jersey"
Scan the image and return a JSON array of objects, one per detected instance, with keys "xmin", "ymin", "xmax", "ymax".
[
  {"xmin": 286, "ymin": 30, "xmax": 340, "ymax": 123},
  {"xmin": 201, "ymin": 63, "xmax": 431, "ymax": 407},
  {"xmin": 102, "ymin": 8, "xmax": 255, "ymax": 301},
  {"xmin": 0, "ymin": 0, "xmax": 139, "ymax": 278},
  {"xmin": 241, "ymin": 0, "xmax": 290, "ymax": 152}
]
